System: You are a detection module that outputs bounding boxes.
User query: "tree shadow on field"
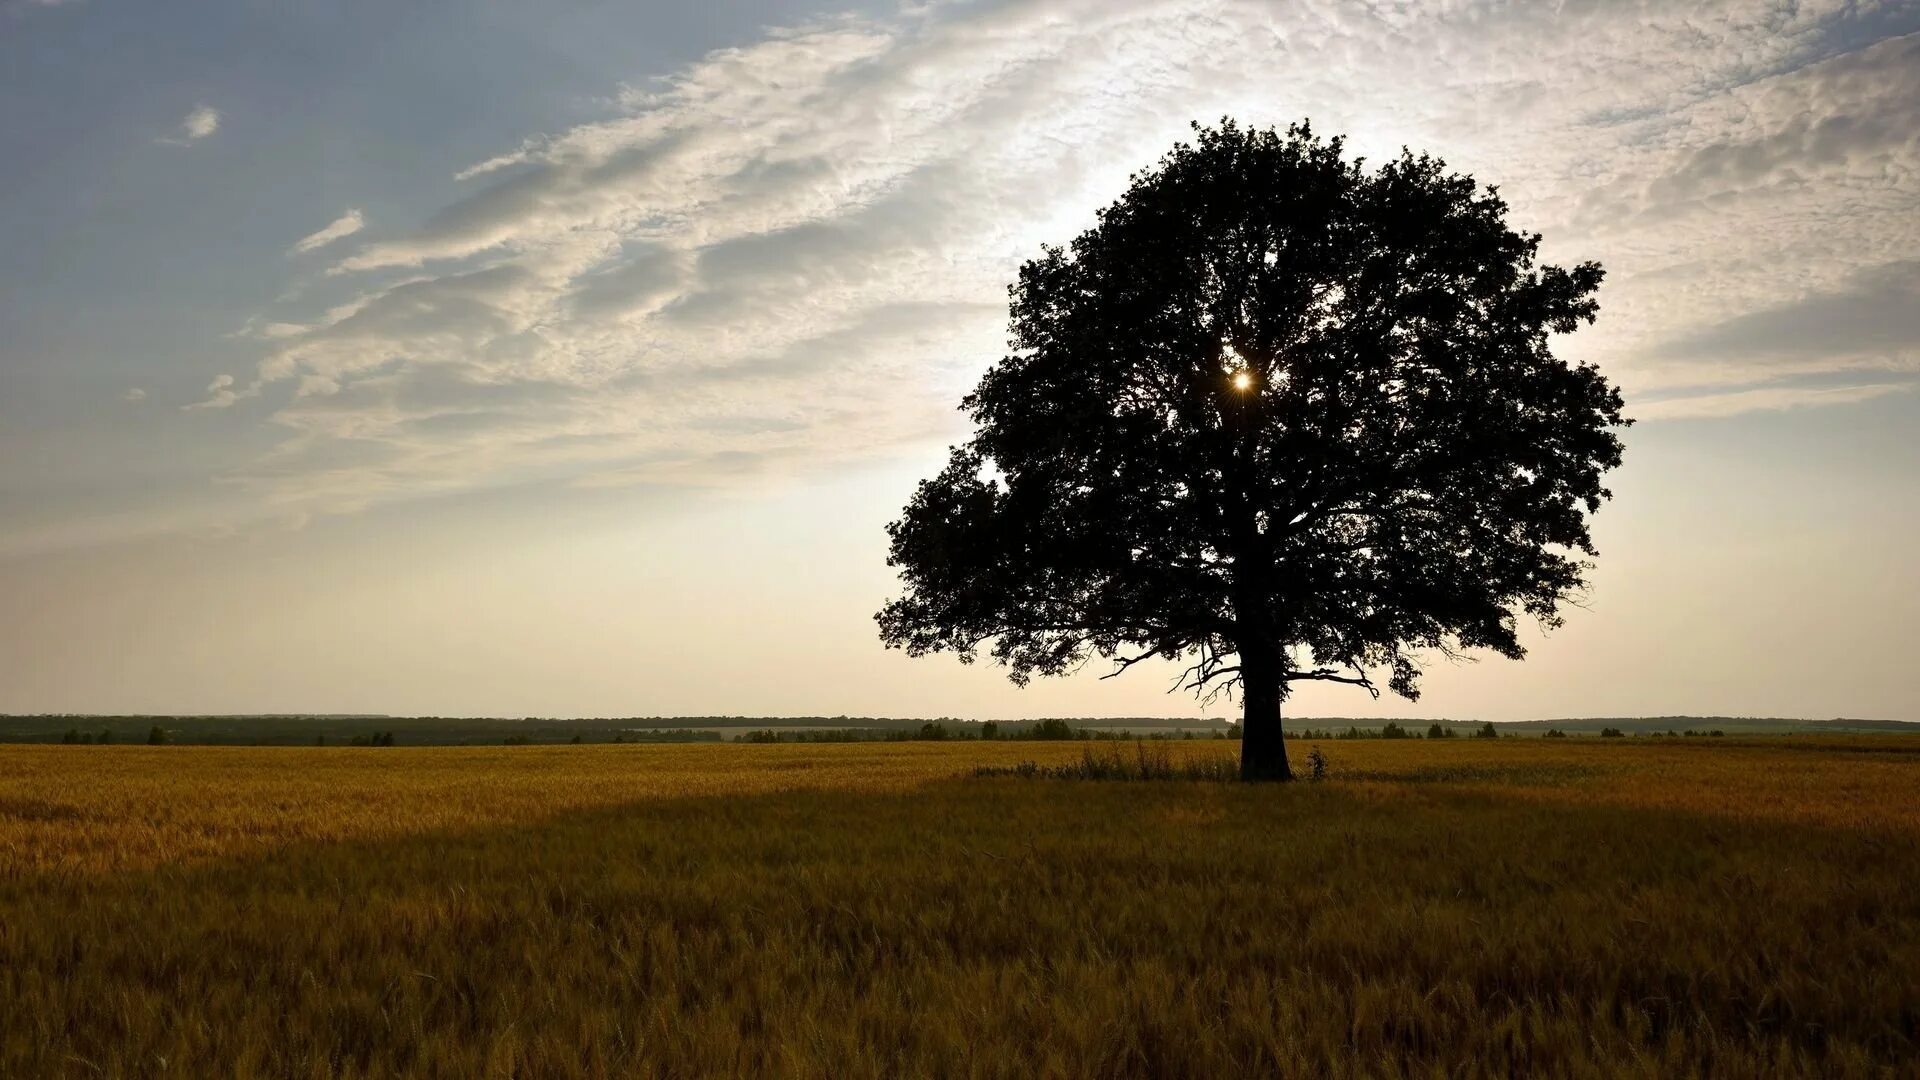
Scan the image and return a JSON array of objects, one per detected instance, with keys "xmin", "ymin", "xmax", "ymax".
[{"xmin": 1, "ymin": 774, "xmax": 1916, "ymax": 1079}]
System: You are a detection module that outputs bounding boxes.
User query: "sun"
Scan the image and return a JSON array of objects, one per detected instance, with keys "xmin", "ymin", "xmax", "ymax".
[{"xmin": 1231, "ymin": 371, "xmax": 1253, "ymax": 391}]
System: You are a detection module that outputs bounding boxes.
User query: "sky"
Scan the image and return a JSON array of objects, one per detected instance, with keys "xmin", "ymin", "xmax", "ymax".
[{"xmin": 2, "ymin": 0, "xmax": 1917, "ymax": 722}]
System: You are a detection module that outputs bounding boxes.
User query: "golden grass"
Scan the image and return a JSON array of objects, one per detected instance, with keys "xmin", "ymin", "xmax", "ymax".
[
  {"xmin": 0, "ymin": 742, "xmax": 1160, "ymax": 878},
  {"xmin": 2, "ymin": 737, "xmax": 1917, "ymax": 1076}
]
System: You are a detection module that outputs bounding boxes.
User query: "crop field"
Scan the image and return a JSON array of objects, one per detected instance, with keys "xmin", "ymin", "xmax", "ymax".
[{"xmin": 2, "ymin": 737, "xmax": 1917, "ymax": 1077}]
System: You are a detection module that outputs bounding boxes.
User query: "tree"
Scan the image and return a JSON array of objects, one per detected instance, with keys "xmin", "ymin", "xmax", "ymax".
[
  {"xmin": 147, "ymin": 725, "xmax": 169, "ymax": 746},
  {"xmin": 1027, "ymin": 719, "xmax": 1078, "ymax": 741},
  {"xmin": 877, "ymin": 121, "xmax": 1626, "ymax": 781}
]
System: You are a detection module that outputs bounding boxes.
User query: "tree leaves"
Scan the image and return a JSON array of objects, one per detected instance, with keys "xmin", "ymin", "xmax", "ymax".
[{"xmin": 879, "ymin": 120, "xmax": 1627, "ymax": 706}]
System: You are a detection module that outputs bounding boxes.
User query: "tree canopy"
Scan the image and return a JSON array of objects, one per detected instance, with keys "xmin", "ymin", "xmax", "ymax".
[{"xmin": 877, "ymin": 120, "xmax": 1627, "ymax": 779}]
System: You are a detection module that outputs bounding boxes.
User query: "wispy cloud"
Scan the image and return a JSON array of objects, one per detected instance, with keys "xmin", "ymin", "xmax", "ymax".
[
  {"xmin": 161, "ymin": 104, "xmax": 220, "ymax": 145},
  {"xmin": 289, "ymin": 210, "xmax": 365, "ymax": 256},
  {"xmin": 185, "ymin": 374, "xmax": 237, "ymax": 410},
  {"xmin": 1637, "ymin": 383, "xmax": 1913, "ymax": 421},
  {"xmin": 4, "ymin": 0, "xmax": 82, "ymax": 15},
  {"xmin": 1663, "ymin": 260, "xmax": 1920, "ymax": 374},
  {"xmin": 121, "ymin": 387, "xmax": 146, "ymax": 403},
  {"xmin": 184, "ymin": 0, "xmax": 1920, "ymax": 528}
]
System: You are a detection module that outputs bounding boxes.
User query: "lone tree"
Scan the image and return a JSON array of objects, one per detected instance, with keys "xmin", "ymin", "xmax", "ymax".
[{"xmin": 877, "ymin": 121, "xmax": 1627, "ymax": 781}]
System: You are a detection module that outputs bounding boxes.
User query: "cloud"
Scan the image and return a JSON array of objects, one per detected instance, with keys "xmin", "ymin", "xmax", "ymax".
[
  {"xmin": 289, "ymin": 210, "xmax": 365, "ymax": 256},
  {"xmin": 121, "ymin": 387, "xmax": 146, "ymax": 402},
  {"xmin": 160, "ymin": 105, "xmax": 220, "ymax": 145},
  {"xmin": 1661, "ymin": 260, "xmax": 1920, "ymax": 378},
  {"xmin": 180, "ymin": 0, "xmax": 1920, "ymax": 530},
  {"xmin": 4, "ymin": 0, "xmax": 81, "ymax": 14},
  {"xmin": 1637, "ymin": 383, "xmax": 1912, "ymax": 421},
  {"xmin": 182, "ymin": 106, "xmax": 220, "ymax": 139},
  {"xmin": 1632, "ymin": 34, "xmax": 1920, "ymax": 213},
  {"xmin": 566, "ymin": 244, "xmax": 690, "ymax": 320},
  {"xmin": 186, "ymin": 374, "xmax": 238, "ymax": 410},
  {"xmin": 1562, "ymin": 28, "xmax": 1920, "ymax": 395}
]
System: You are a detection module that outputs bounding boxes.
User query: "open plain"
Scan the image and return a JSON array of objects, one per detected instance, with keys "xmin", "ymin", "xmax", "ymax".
[{"xmin": 2, "ymin": 736, "xmax": 1916, "ymax": 1077}]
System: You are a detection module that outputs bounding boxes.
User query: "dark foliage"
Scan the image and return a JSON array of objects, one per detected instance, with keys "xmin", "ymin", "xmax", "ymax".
[
  {"xmin": 1026, "ymin": 718, "xmax": 1080, "ymax": 741},
  {"xmin": 878, "ymin": 120, "xmax": 1625, "ymax": 781}
]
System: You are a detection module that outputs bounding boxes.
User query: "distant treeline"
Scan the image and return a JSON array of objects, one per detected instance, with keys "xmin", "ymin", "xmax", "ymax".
[
  {"xmin": 1, "ymin": 714, "xmax": 1240, "ymax": 746},
  {"xmin": 0, "ymin": 712, "xmax": 1911, "ymax": 746},
  {"xmin": 744, "ymin": 714, "xmax": 1758, "ymax": 737},
  {"xmin": 739, "ymin": 719, "xmax": 1225, "ymax": 743}
]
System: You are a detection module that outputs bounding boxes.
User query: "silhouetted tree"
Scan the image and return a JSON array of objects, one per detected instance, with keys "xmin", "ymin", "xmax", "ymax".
[
  {"xmin": 1026, "ymin": 718, "xmax": 1078, "ymax": 741},
  {"xmin": 878, "ymin": 121, "xmax": 1626, "ymax": 781},
  {"xmin": 147, "ymin": 725, "xmax": 169, "ymax": 746},
  {"xmin": 1476, "ymin": 722, "xmax": 1500, "ymax": 739}
]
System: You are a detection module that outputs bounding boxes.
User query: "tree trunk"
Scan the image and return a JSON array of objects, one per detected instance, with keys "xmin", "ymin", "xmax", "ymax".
[{"xmin": 1239, "ymin": 658, "xmax": 1292, "ymax": 782}]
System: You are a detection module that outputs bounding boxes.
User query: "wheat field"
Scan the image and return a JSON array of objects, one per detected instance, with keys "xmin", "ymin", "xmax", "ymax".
[{"xmin": 2, "ymin": 737, "xmax": 1916, "ymax": 1077}]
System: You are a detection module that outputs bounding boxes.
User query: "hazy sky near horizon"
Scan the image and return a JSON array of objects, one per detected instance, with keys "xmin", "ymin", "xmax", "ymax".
[{"xmin": 3, "ymin": 0, "xmax": 1917, "ymax": 721}]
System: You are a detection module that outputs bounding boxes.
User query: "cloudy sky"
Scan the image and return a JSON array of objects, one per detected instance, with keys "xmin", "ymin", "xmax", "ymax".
[{"xmin": 3, "ymin": 0, "xmax": 1916, "ymax": 721}]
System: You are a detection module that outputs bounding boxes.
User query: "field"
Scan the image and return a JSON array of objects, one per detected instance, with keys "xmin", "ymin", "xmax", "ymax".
[{"xmin": 2, "ymin": 738, "xmax": 1917, "ymax": 1077}]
